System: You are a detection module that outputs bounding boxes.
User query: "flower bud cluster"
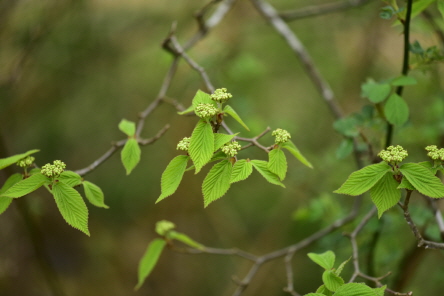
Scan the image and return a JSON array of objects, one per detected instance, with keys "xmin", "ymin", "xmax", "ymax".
[
  {"xmin": 177, "ymin": 137, "xmax": 191, "ymax": 151},
  {"xmin": 210, "ymin": 88, "xmax": 232, "ymax": 103},
  {"xmin": 41, "ymin": 160, "xmax": 66, "ymax": 177},
  {"xmin": 425, "ymin": 145, "xmax": 444, "ymax": 161},
  {"xmin": 155, "ymin": 220, "xmax": 175, "ymax": 236},
  {"xmin": 17, "ymin": 156, "xmax": 35, "ymax": 168},
  {"xmin": 195, "ymin": 103, "xmax": 218, "ymax": 119},
  {"xmin": 221, "ymin": 141, "xmax": 242, "ymax": 157},
  {"xmin": 272, "ymin": 128, "xmax": 291, "ymax": 144},
  {"xmin": 378, "ymin": 145, "xmax": 408, "ymax": 164}
]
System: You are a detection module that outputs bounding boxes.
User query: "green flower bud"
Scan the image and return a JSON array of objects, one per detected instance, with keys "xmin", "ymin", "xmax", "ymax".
[
  {"xmin": 17, "ymin": 156, "xmax": 35, "ymax": 168},
  {"xmin": 221, "ymin": 141, "xmax": 242, "ymax": 157},
  {"xmin": 41, "ymin": 160, "xmax": 66, "ymax": 178},
  {"xmin": 426, "ymin": 145, "xmax": 444, "ymax": 161},
  {"xmin": 177, "ymin": 137, "xmax": 191, "ymax": 151},
  {"xmin": 195, "ymin": 103, "xmax": 218, "ymax": 119},
  {"xmin": 272, "ymin": 128, "xmax": 291, "ymax": 144},
  {"xmin": 155, "ymin": 220, "xmax": 176, "ymax": 236},
  {"xmin": 210, "ymin": 88, "xmax": 232, "ymax": 103},
  {"xmin": 378, "ymin": 145, "xmax": 408, "ymax": 164}
]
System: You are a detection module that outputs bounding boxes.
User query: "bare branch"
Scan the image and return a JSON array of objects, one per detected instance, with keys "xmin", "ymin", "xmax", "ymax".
[{"xmin": 236, "ymin": 127, "xmax": 272, "ymax": 153}]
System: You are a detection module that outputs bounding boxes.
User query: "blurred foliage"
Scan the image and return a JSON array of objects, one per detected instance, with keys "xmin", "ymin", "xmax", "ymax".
[{"xmin": 1, "ymin": 0, "xmax": 444, "ymax": 295}]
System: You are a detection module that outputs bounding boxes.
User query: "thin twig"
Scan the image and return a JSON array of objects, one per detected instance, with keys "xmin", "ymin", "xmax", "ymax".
[{"xmin": 236, "ymin": 127, "xmax": 272, "ymax": 153}]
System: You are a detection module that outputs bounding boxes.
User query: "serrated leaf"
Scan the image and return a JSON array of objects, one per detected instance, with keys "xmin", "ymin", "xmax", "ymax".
[
  {"xmin": 186, "ymin": 151, "xmax": 226, "ymax": 172},
  {"xmin": 373, "ymin": 286, "xmax": 386, "ymax": 296},
  {"xmin": 384, "ymin": 94, "xmax": 409, "ymax": 126},
  {"xmin": 361, "ymin": 80, "xmax": 391, "ymax": 103},
  {"xmin": 315, "ymin": 285, "xmax": 333, "ymax": 296},
  {"xmin": 250, "ymin": 160, "xmax": 285, "ymax": 188},
  {"xmin": 157, "ymin": 155, "xmax": 189, "ymax": 202},
  {"xmin": 214, "ymin": 133, "xmax": 238, "ymax": 151},
  {"xmin": 121, "ymin": 138, "xmax": 141, "ymax": 175},
  {"xmin": 335, "ymin": 257, "xmax": 351, "ymax": 276},
  {"xmin": 391, "ymin": 75, "xmax": 417, "ymax": 86},
  {"xmin": 322, "ymin": 270, "xmax": 344, "ymax": 292},
  {"xmin": 135, "ymin": 238, "xmax": 166, "ymax": 290},
  {"xmin": 230, "ymin": 159, "xmax": 253, "ymax": 183},
  {"xmin": 118, "ymin": 119, "xmax": 136, "ymax": 136},
  {"xmin": 370, "ymin": 172, "xmax": 401, "ymax": 218},
  {"xmin": 189, "ymin": 119, "xmax": 214, "ymax": 174},
  {"xmin": 281, "ymin": 141, "xmax": 313, "ymax": 168},
  {"xmin": 0, "ymin": 173, "xmax": 49, "ymax": 198},
  {"xmin": 83, "ymin": 181, "xmax": 108, "ymax": 208},
  {"xmin": 168, "ymin": 230, "xmax": 204, "ymax": 250},
  {"xmin": 52, "ymin": 181, "xmax": 89, "ymax": 236},
  {"xmin": 334, "ymin": 162, "xmax": 390, "ymax": 196},
  {"xmin": 58, "ymin": 171, "xmax": 82, "ymax": 187},
  {"xmin": 0, "ymin": 174, "xmax": 23, "ymax": 214},
  {"xmin": 223, "ymin": 105, "xmax": 250, "ymax": 131},
  {"xmin": 417, "ymin": 161, "xmax": 438, "ymax": 174},
  {"xmin": 0, "ymin": 149, "xmax": 39, "ymax": 170},
  {"xmin": 334, "ymin": 283, "xmax": 378, "ymax": 296},
  {"xmin": 398, "ymin": 176, "xmax": 416, "ymax": 190},
  {"xmin": 308, "ymin": 251, "xmax": 335, "ymax": 270},
  {"xmin": 202, "ymin": 160, "xmax": 233, "ymax": 207},
  {"xmin": 177, "ymin": 104, "xmax": 195, "ymax": 115},
  {"xmin": 268, "ymin": 148, "xmax": 287, "ymax": 181},
  {"xmin": 336, "ymin": 138, "xmax": 354, "ymax": 159},
  {"xmin": 400, "ymin": 163, "xmax": 444, "ymax": 198},
  {"xmin": 192, "ymin": 89, "xmax": 216, "ymax": 108},
  {"xmin": 304, "ymin": 294, "xmax": 326, "ymax": 296}
]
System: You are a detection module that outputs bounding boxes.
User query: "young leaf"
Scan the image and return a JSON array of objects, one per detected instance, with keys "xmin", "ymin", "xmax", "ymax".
[
  {"xmin": 230, "ymin": 159, "xmax": 253, "ymax": 183},
  {"xmin": 58, "ymin": 170, "xmax": 82, "ymax": 187},
  {"xmin": 52, "ymin": 181, "xmax": 89, "ymax": 236},
  {"xmin": 177, "ymin": 104, "xmax": 195, "ymax": 115},
  {"xmin": 250, "ymin": 160, "xmax": 285, "ymax": 188},
  {"xmin": 121, "ymin": 138, "xmax": 141, "ymax": 175},
  {"xmin": 0, "ymin": 174, "xmax": 23, "ymax": 214},
  {"xmin": 168, "ymin": 231, "xmax": 205, "ymax": 250},
  {"xmin": 322, "ymin": 270, "xmax": 344, "ymax": 292},
  {"xmin": 398, "ymin": 176, "xmax": 416, "ymax": 190},
  {"xmin": 334, "ymin": 162, "xmax": 390, "ymax": 196},
  {"xmin": 157, "ymin": 155, "xmax": 190, "ymax": 203},
  {"xmin": 308, "ymin": 251, "xmax": 335, "ymax": 270},
  {"xmin": 361, "ymin": 80, "xmax": 391, "ymax": 103},
  {"xmin": 336, "ymin": 138, "xmax": 354, "ymax": 159},
  {"xmin": 0, "ymin": 149, "xmax": 39, "ymax": 170},
  {"xmin": 185, "ymin": 151, "xmax": 226, "ymax": 172},
  {"xmin": 281, "ymin": 141, "xmax": 313, "ymax": 168},
  {"xmin": 192, "ymin": 89, "xmax": 216, "ymax": 108},
  {"xmin": 303, "ymin": 294, "xmax": 325, "ymax": 296},
  {"xmin": 335, "ymin": 257, "xmax": 351, "ymax": 276},
  {"xmin": 0, "ymin": 173, "xmax": 49, "ymax": 198},
  {"xmin": 189, "ymin": 119, "xmax": 214, "ymax": 174},
  {"xmin": 333, "ymin": 117, "xmax": 360, "ymax": 138},
  {"xmin": 384, "ymin": 94, "xmax": 409, "ymax": 126},
  {"xmin": 223, "ymin": 105, "xmax": 250, "ymax": 131},
  {"xmin": 373, "ymin": 285, "xmax": 387, "ymax": 296},
  {"xmin": 315, "ymin": 285, "xmax": 333, "ymax": 296},
  {"xmin": 118, "ymin": 119, "xmax": 136, "ymax": 137},
  {"xmin": 83, "ymin": 181, "xmax": 108, "ymax": 208},
  {"xmin": 214, "ymin": 133, "xmax": 238, "ymax": 151},
  {"xmin": 370, "ymin": 172, "xmax": 401, "ymax": 218},
  {"xmin": 268, "ymin": 148, "xmax": 287, "ymax": 181},
  {"xmin": 135, "ymin": 238, "xmax": 166, "ymax": 290},
  {"xmin": 334, "ymin": 283, "xmax": 378, "ymax": 296},
  {"xmin": 399, "ymin": 163, "xmax": 444, "ymax": 198},
  {"xmin": 202, "ymin": 160, "xmax": 233, "ymax": 207},
  {"xmin": 391, "ymin": 75, "xmax": 417, "ymax": 86}
]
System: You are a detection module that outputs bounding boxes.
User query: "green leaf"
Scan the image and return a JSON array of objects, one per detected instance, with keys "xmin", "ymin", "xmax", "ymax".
[
  {"xmin": 0, "ymin": 173, "xmax": 49, "ymax": 198},
  {"xmin": 316, "ymin": 285, "xmax": 333, "ymax": 296},
  {"xmin": 83, "ymin": 181, "xmax": 108, "ymax": 209},
  {"xmin": 410, "ymin": 0, "xmax": 437, "ymax": 20},
  {"xmin": 202, "ymin": 160, "xmax": 233, "ymax": 207},
  {"xmin": 334, "ymin": 162, "xmax": 390, "ymax": 196},
  {"xmin": 0, "ymin": 174, "xmax": 23, "ymax": 214},
  {"xmin": 157, "ymin": 155, "xmax": 190, "ymax": 203},
  {"xmin": 308, "ymin": 251, "xmax": 335, "ymax": 270},
  {"xmin": 177, "ymin": 104, "xmax": 195, "ymax": 115},
  {"xmin": 168, "ymin": 231, "xmax": 204, "ymax": 250},
  {"xmin": 398, "ymin": 176, "xmax": 416, "ymax": 190},
  {"xmin": 373, "ymin": 286, "xmax": 386, "ymax": 296},
  {"xmin": 52, "ymin": 181, "xmax": 89, "ymax": 236},
  {"xmin": 333, "ymin": 117, "xmax": 360, "ymax": 138},
  {"xmin": 192, "ymin": 89, "xmax": 216, "ymax": 108},
  {"xmin": 370, "ymin": 172, "xmax": 401, "ymax": 218},
  {"xmin": 135, "ymin": 238, "xmax": 166, "ymax": 290},
  {"xmin": 384, "ymin": 94, "xmax": 409, "ymax": 126},
  {"xmin": 361, "ymin": 80, "xmax": 391, "ymax": 103},
  {"xmin": 417, "ymin": 161, "xmax": 438, "ymax": 174},
  {"xmin": 118, "ymin": 119, "xmax": 136, "ymax": 136},
  {"xmin": 335, "ymin": 257, "xmax": 351, "ymax": 276},
  {"xmin": 230, "ymin": 159, "xmax": 253, "ymax": 183},
  {"xmin": 121, "ymin": 138, "xmax": 141, "ymax": 175},
  {"xmin": 58, "ymin": 171, "xmax": 82, "ymax": 187},
  {"xmin": 268, "ymin": 148, "xmax": 287, "ymax": 181},
  {"xmin": 400, "ymin": 163, "xmax": 444, "ymax": 198},
  {"xmin": 281, "ymin": 140, "xmax": 313, "ymax": 168},
  {"xmin": 322, "ymin": 270, "xmax": 344, "ymax": 292},
  {"xmin": 223, "ymin": 105, "xmax": 250, "ymax": 131},
  {"xmin": 439, "ymin": 0, "xmax": 444, "ymax": 19},
  {"xmin": 214, "ymin": 133, "xmax": 238, "ymax": 151},
  {"xmin": 334, "ymin": 283, "xmax": 378, "ymax": 296},
  {"xmin": 391, "ymin": 75, "xmax": 417, "ymax": 86},
  {"xmin": 189, "ymin": 119, "xmax": 214, "ymax": 174},
  {"xmin": 185, "ymin": 151, "xmax": 227, "ymax": 172},
  {"xmin": 303, "ymin": 294, "xmax": 326, "ymax": 296},
  {"xmin": 0, "ymin": 149, "xmax": 39, "ymax": 170},
  {"xmin": 250, "ymin": 160, "xmax": 285, "ymax": 188},
  {"xmin": 336, "ymin": 138, "xmax": 354, "ymax": 159}
]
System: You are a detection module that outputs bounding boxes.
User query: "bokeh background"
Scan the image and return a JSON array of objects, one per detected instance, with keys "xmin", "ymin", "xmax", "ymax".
[{"xmin": 1, "ymin": 0, "xmax": 444, "ymax": 295}]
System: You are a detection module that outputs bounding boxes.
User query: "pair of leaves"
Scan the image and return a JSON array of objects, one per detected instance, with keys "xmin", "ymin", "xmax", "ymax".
[
  {"xmin": 119, "ymin": 119, "xmax": 141, "ymax": 175},
  {"xmin": 267, "ymin": 142, "xmax": 313, "ymax": 181}
]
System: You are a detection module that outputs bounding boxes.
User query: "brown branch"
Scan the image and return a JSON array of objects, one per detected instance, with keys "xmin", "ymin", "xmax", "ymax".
[{"xmin": 236, "ymin": 127, "xmax": 272, "ymax": 153}]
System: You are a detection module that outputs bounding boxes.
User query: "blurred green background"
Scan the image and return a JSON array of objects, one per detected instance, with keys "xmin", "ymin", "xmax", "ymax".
[{"xmin": 1, "ymin": 0, "xmax": 444, "ymax": 295}]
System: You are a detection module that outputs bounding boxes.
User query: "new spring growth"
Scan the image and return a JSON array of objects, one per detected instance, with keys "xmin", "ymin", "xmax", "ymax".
[
  {"xmin": 195, "ymin": 103, "xmax": 218, "ymax": 119},
  {"xmin": 17, "ymin": 156, "xmax": 35, "ymax": 168},
  {"xmin": 221, "ymin": 141, "xmax": 242, "ymax": 157},
  {"xmin": 177, "ymin": 137, "xmax": 191, "ymax": 151},
  {"xmin": 210, "ymin": 88, "xmax": 232, "ymax": 103},
  {"xmin": 155, "ymin": 220, "xmax": 175, "ymax": 236},
  {"xmin": 378, "ymin": 145, "xmax": 408, "ymax": 164},
  {"xmin": 41, "ymin": 160, "xmax": 66, "ymax": 178},
  {"xmin": 272, "ymin": 128, "xmax": 291, "ymax": 144},
  {"xmin": 425, "ymin": 145, "xmax": 444, "ymax": 161}
]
